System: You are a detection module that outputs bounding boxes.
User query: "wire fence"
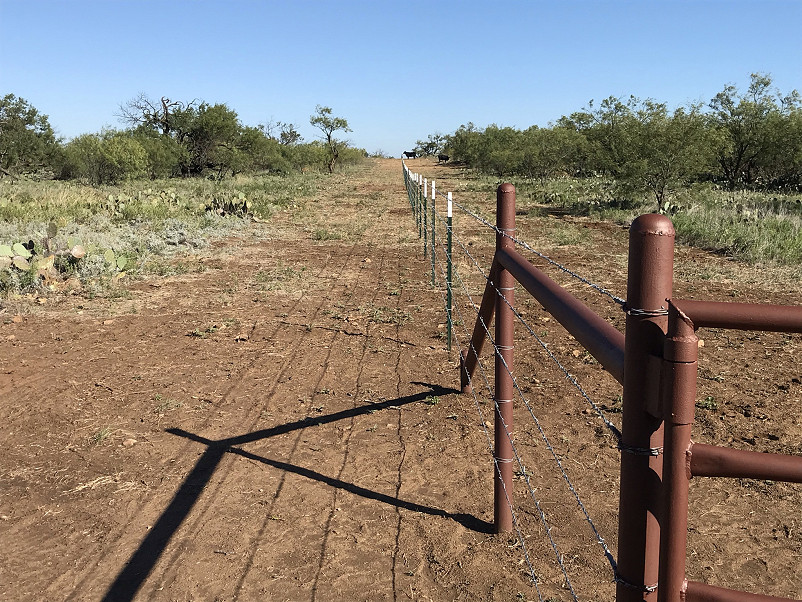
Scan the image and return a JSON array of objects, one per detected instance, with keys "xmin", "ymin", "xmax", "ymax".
[
  {"xmin": 402, "ymin": 161, "xmax": 628, "ymax": 600},
  {"xmin": 401, "ymin": 160, "xmax": 802, "ymax": 602}
]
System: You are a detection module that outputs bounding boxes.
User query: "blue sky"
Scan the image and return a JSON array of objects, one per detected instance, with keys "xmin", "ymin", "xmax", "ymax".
[{"xmin": 1, "ymin": 0, "xmax": 800, "ymax": 155}]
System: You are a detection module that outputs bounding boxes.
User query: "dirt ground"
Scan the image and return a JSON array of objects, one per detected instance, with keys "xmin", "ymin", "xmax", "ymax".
[{"xmin": 0, "ymin": 158, "xmax": 799, "ymax": 601}]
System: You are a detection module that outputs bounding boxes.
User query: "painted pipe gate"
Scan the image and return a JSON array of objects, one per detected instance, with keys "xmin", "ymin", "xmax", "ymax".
[{"xmin": 457, "ymin": 184, "xmax": 802, "ymax": 602}]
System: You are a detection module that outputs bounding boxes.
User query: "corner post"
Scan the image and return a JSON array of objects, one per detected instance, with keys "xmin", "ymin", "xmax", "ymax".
[{"xmin": 616, "ymin": 214, "xmax": 674, "ymax": 600}]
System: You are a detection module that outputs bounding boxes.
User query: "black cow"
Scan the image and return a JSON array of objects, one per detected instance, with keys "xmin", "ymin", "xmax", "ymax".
[
  {"xmin": 438, "ymin": 154, "xmax": 449, "ymax": 163},
  {"xmin": 402, "ymin": 150, "xmax": 417, "ymax": 159}
]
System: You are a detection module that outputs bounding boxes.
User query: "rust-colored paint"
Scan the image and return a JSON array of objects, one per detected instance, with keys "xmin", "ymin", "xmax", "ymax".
[
  {"xmin": 673, "ymin": 299, "xmax": 802, "ymax": 333},
  {"xmin": 461, "ymin": 261, "xmax": 499, "ymax": 394},
  {"xmin": 685, "ymin": 580, "xmax": 798, "ymax": 602},
  {"xmin": 658, "ymin": 302, "xmax": 697, "ymax": 602},
  {"xmin": 494, "ymin": 183, "xmax": 515, "ymax": 533},
  {"xmin": 496, "ymin": 246, "xmax": 625, "ymax": 383},
  {"xmin": 689, "ymin": 443, "xmax": 802, "ymax": 482},
  {"xmin": 617, "ymin": 214, "xmax": 675, "ymax": 602}
]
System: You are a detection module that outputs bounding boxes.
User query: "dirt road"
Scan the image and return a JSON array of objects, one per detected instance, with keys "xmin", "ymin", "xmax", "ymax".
[{"xmin": 1, "ymin": 159, "xmax": 799, "ymax": 601}]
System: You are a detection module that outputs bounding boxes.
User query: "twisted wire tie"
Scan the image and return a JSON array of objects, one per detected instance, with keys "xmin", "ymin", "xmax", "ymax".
[
  {"xmin": 622, "ymin": 303, "xmax": 670, "ymax": 317},
  {"xmin": 614, "ymin": 573, "xmax": 659, "ymax": 594},
  {"xmin": 618, "ymin": 443, "xmax": 664, "ymax": 457}
]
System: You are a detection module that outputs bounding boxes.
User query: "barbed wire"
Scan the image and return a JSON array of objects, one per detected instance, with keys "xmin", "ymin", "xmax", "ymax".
[
  {"xmin": 431, "ymin": 197, "xmax": 623, "ymax": 442},
  {"xmin": 431, "ymin": 199, "xmax": 622, "ymax": 583},
  {"xmin": 414, "ymin": 174, "xmax": 663, "ymax": 594},
  {"xmin": 434, "ymin": 240, "xmax": 583, "ymax": 599},
  {"xmin": 430, "ymin": 255, "xmax": 547, "ymax": 598},
  {"xmin": 451, "ymin": 200, "xmax": 627, "ymax": 308}
]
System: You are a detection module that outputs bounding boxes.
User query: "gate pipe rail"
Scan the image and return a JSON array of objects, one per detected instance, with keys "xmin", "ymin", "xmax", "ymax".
[
  {"xmin": 688, "ymin": 442, "xmax": 802, "ymax": 482},
  {"xmin": 659, "ymin": 300, "xmax": 801, "ymax": 602},
  {"xmin": 458, "ymin": 185, "xmax": 670, "ymax": 600},
  {"xmin": 496, "ymin": 245, "xmax": 626, "ymax": 384},
  {"xmin": 440, "ymin": 177, "xmax": 799, "ymax": 600},
  {"xmin": 673, "ymin": 299, "xmax": 802, "ymax": 333}
]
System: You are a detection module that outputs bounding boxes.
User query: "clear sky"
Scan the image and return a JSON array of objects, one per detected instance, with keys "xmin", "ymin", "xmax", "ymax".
[{"xmin": 1, "ymin": 0, "xmax": 800, "ymax": 156}]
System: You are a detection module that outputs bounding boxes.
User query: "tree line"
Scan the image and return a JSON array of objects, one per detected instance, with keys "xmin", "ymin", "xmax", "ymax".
[
  {"xmin": 0, "ymin": 94, "xmax": 361, "ymax": 184},
  {"xmin": 416, "ymin": 74, "xmax": 802, "ymax": 208}
]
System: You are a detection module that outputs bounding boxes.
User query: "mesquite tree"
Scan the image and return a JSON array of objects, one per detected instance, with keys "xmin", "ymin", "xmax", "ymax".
[
  {"xmin": 0, "ymin": 94, "xmax": 58, "ymax": 176},
  {"xmin": 310, "ymin": 105, "xmax": 351, "ymax": 174}
]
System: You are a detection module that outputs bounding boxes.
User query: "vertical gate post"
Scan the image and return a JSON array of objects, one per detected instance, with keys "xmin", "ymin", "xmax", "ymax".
[
  {"xmin": 658, "ymin": 303, "xmax": 697, "ymax": 602},
  {"xmin": 617, "ymin": 214, "xmax": 674, "ymax": 601},
  {"xmin": 494, "ymin": 183, "xmax": 516, "ymax": 533}
]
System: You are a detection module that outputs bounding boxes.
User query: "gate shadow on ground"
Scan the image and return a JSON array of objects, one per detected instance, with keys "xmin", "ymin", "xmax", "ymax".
[{"xmin": 102, "ymin": 383, "xmax": 491, "ymax": 602}]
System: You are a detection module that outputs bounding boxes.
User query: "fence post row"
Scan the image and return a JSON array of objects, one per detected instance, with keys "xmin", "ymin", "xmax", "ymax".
[{"xmin": 439, "ymin": 179, "xmax": 801, "ymax": 601}]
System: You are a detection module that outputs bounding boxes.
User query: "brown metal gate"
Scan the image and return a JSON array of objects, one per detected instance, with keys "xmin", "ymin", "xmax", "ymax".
[{"xmin": 458, "ymin": 183, "xmax": 802, "ymax": 601}]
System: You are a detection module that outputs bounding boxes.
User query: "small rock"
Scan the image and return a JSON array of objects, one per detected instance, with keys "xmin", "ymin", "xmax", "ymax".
[
  {"xmin": 122, "ymin": 438, "xmax": 137, "ymax": 447},
  {"xmin": 103, "ymin": 319, "xmax": 115, "ymax": 326},
  {"xmin": 11, "ymin": 315, "xmax": 22, "ymax": 323},
  {"xmin": 697, "ymin": 339, "xmax": 705, "ymax": 348}
]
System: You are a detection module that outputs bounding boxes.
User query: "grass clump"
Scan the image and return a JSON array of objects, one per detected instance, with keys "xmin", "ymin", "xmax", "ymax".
[{"xmin": 0, "ymin": 172, "xmax": 321, "ymax": 298}]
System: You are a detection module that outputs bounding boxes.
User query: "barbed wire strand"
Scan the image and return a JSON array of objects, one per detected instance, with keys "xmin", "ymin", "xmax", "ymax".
[
  {"xmin": 433, "ymin": 203, "xmax": 620, "ymax": 576},
  {"xmin": 436, "ymin": 201, "xmax": 623, "ymax": 442},
  {"xmin": 451, "ymin": 200, "xmax": 627, "ymax": 307},
  {"xmin": 426, "ymin": 184, "xmax": 658, "ymax": 592},
  {"xmin": 430, "ymin": 258, "xmax": 547, "ymax": 598},
  {"xmin": 435, "ymin": 241, "xmax": 582, "ymax": 600}
]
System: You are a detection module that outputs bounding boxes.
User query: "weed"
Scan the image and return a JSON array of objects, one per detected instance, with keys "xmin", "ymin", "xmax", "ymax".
[
  {"xmin": 422, "ymin": 396, "xmax": 440, "ymax": 406},
  {"xmin": 312, "ymin": 228, "xmax": 342, "ymax": 241},
  {"xmin": 254, "ymin": 262, "xmax": 306, "ymax": 291},
  {"xmin": 696, "ymin": 396, "xmax": 718, "ymax": 411},
  {"xmin": 189, "ymin": 324, "xmax": 219, "ymax": 338},
  {"xmin": 90, "ymin": 427, "xmax": 113, "ymax": 445},
  {"xmin": 154, "ymin": 394, "xmax": 183, "ymax": 414},
  {"xmin": 361, "ymin": 305, "xmax": 410, "ymax": 325}
]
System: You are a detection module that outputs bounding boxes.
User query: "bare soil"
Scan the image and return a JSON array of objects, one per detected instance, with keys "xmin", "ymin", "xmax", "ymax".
[{"xmin": 0, "ymin": 158, "xmax": 799, "ymax": 601}]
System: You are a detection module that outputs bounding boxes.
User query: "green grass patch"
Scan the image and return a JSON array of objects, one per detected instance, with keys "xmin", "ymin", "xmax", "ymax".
[{"xmin": 0, "ymin": 173, "xmax": 321, "ymax": 297}]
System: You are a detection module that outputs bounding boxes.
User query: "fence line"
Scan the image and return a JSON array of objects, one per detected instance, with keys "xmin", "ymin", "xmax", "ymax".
[
  {"xmin": 432, "ymin": 235, "xmax": 581, "ymax": 601},
  {"xmin": 401, "ymin": 160, "xmax": 802, "ymax": 602},
  {"xmin": 405, "ymin": 161, "xmax": 621, "ymax": 598}
]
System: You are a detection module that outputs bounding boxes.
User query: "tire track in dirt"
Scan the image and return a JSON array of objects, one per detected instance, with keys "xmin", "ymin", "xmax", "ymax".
[
  {"xmin": 34, "ymin": 240, "xmax": 364, "ymax": 600},
  {"xmin": 307, "ymin": 249, "xmax": 390, "ymax": 600},
  {"xmin": 146, "ymin": 245, "xmax": 376, "ymax": 600},
  {"xmin": 231, "ymin": 247, "xmax": 399, "ymax": 600}
]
